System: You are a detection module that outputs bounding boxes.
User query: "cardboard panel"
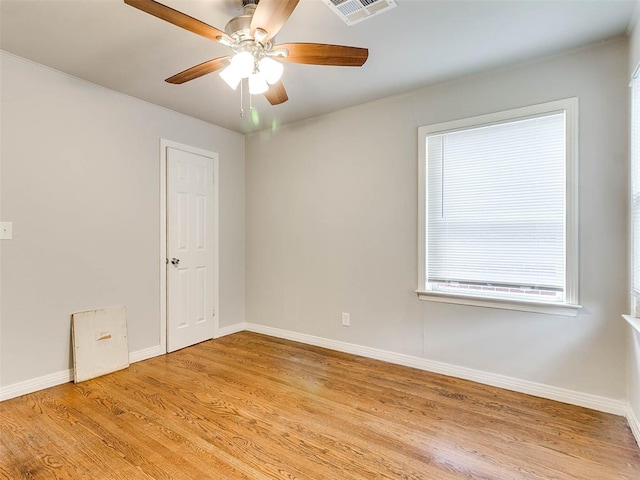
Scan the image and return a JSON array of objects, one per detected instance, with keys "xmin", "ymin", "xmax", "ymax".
[{"xmin": 72, "ymin": 305, "xmax": 129, "ymax": 383}]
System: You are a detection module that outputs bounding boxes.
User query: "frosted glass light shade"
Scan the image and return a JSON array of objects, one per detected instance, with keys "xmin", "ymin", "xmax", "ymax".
[
  {"xmin": 249, "ymin": 72, "xmax": 268, "ymax": 95},
  {"xmin": 219, "ymin": 65, "xmax": 241, "ymax": 90},
  {"xmin": 231, "ymin": 51, "xmax": 255, "ymax": 79},
  {"xmin": 258, "ymin": 57, "xmax": 284, "ymax": 85}
]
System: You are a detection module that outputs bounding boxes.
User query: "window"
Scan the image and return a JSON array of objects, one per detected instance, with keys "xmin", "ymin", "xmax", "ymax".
[
  {"xmin": 632, "ymin": 78, "xmax": 640, "ymax": 316},
  {"xmin": 417, "ymin": 99, "xmax": 580, "ymax": 316}
]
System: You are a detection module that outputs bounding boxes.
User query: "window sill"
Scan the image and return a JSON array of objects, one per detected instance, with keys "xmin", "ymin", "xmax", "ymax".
[
  {"xmin": 622, "ymin": 314, "xmax": 640, "ymax": 335},
  {"xmin": 416, "ymin": 290, "xmax": 582, "ymax": 317}
]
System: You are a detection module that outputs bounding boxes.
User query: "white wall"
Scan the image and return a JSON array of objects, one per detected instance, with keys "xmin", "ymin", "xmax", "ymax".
[
  {"xmin": 1, "ymin": 35, "xmax": 633, "ymax": 413},
  {"xmin": 630, "ymin": 3, "xmax": 640, "ymax": 77},
  {"xmin": 246, "ymin": 38, "xmax": 629, "ymax": 402},
  {"xmin": 0, "ymin": 52, "xmax": 245, "ymax": 388}
]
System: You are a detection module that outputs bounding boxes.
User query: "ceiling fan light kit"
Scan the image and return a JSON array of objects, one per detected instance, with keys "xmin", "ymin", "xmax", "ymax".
[
  {"xmin": 248, "ymin": 72, "xmax": 269, "ymax": 95},
  {"xmin": 216, "ymin": 2, "xmax": 286, "ymax": 95},
  {"xmin": 259, "ymin": 57, "xmax": 284, "ymax": 84},
  {"xmin": 219, "ymin": 63, "xmax": 242, "ymax": 90},
  {"xmin": 123, "ymin": 0, "xmax": 369, "ymax": 112}
]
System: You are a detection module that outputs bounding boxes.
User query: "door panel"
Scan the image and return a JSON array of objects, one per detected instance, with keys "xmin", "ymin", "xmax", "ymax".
[{"xmin": 167, "ymin": 147, "xmax": 215, "ymax": 352}]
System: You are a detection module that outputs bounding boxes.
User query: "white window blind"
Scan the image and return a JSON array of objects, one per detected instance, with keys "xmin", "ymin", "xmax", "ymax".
[
  {"xmin": 426, "ymin": 112, "xmax": 566, "ymax": 301},
  {"xmin": 632, "ymin": 80, "xmax": 640, "ymax": 300}
]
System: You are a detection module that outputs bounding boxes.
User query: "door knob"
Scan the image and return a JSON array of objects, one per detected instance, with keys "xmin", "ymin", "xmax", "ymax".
[{"xmin": 171, "ymin": 257, "xmax": 180, "ymax": 266}]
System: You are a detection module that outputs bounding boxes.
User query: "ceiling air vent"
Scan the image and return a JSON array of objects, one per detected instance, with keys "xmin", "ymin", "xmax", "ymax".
[{"xmin": 323, "ymin": 0, "xmax": 397, "ymax": 26}]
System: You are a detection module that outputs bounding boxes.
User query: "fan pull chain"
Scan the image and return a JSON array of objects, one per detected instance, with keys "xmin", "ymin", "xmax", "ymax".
[{"xmin": 240, "ymin": 79, "xmax": 244, "ymax": 118}]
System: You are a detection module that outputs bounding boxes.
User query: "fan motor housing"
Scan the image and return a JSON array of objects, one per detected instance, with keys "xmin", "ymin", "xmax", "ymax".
[{"xmin": 225, "ymin": 3, "xmax": 257, "ymax": 40}]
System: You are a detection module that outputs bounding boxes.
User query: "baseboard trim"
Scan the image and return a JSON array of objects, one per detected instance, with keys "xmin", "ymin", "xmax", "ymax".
[
  {"xmin": 216, "ymin": 322, "xmax": 247, "ymax": 338},
  {"xmin": 628, "ymin": 405, "xmax": 640, "ymax": 448},
  {"xmin": 1, "ymin": 344, "xmax": 166, "ymax": 402},
  {"xmin": 0, "ymin": 369, "xmax": 73, "ymax": 402},
  {"xmin": 244, "ymin": 323, "xmax": 627, "ymax": 416},
  {"xmin": 2, "ymin": 324, "xmax": 629, "ymax": 418},
  {"xmin": 129, "ymin": 344, "xmax": 165, "ymax": 363}
]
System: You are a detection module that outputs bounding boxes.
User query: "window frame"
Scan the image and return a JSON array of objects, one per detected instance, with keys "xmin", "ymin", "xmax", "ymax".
[
  {"xmin": 631, "ymin": 72, "xmax": 640, "ymax": 317},
  {"xmin": 416, "ymin": 98, "xmax": 581, "ymax": 317}
]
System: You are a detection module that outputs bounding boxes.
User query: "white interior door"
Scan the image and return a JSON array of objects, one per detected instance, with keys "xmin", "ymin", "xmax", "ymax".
[{"xmin": 166, "ymin": 146, "xmax": 216, "ymax": 352}]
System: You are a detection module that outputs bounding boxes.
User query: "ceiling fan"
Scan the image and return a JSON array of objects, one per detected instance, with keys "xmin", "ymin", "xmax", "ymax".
[{"xmin": 124, "ymin": 0, "xmax": 369, "ymax": 105}]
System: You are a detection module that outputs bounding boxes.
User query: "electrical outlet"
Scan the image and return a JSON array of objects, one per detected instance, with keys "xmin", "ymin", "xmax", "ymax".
[{"xmin": 341, "ymin": 312, "xmax": 350, "ymax": 327}]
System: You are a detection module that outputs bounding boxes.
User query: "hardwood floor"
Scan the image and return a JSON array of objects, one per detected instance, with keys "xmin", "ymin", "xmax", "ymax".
[{"xmin": 1, "ymin": 332, "xmax": 639, "ymax": 479}]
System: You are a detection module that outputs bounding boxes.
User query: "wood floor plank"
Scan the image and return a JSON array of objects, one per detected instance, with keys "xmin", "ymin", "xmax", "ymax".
[
  {"xmin": 175, "ymin": 346, "xmax": 550, "ymax": 479},
  {"xmin": 1, "ymin": 331, "xmax": 638, "ymax": 479},
  {"xmin": 185, "ymin": 337, "xmax": 635, "ymax": 480},
  {"xmin": 215, "ymin": 333, "xmax": 639, "ymax": 451},
  {"xmin": 184, "ymin": 334, "xmax": 636, "ymax": 474},
  {"xmin": 104, "ymin": 367, "xmax": 384, "ymax": 480}
]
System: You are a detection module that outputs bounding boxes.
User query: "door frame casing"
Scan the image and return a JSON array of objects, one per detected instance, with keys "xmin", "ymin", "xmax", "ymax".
[{"xmin": 160, "ymin": 138, "xmax": 220, "ymax": 353}]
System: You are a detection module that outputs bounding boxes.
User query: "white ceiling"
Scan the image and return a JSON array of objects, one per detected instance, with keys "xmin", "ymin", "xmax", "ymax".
[{"xmin": 1, "ymin": 0, "xmax": 637, "ymax": 133}]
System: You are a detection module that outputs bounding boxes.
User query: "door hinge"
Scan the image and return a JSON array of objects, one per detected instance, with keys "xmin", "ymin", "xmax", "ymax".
[{"xmin": 212, "ymin": 308, "xmax": 216, "ymax": 317}]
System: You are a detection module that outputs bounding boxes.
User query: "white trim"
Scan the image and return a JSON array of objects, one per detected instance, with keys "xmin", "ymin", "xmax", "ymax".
[
  {"xmin": 623, "ymin": 314, "xmax": 640, "ymax": 335},
  {"xmin": 160, "ymin": 140, "xmax": 168, "ymax": 353},
  {"xmin": 215, "ymin": 322, "xmax": 247, "ymax": 338},
  {"xmin": 417, "ymin": 125, "xmax": 427, "ymax": 292},
  {"xmin": 160, "ymin": 139, "xmax": 220, "ymax": 350},
  {"xmin": 244, "ymin": 323, "xmax": 626, "ymax": 415},
  {"xmin": 211, "ymin": 156, "xmax": 220, "ymax": 338},
  {"xmin": 418, "ymin": 98, "xmax": 578, "ymax": 137},
  {"xmin": 417, "ymin": 290, "xmax": 582, "ymax": 317},
  {"xmin": 417, "ymin": 97, "xmax": 580, "ymax": 310},
  {"xmin": 0, "ymin": 344, "xmax": 165, "ymax": 402},
  {"xmin": 632, "ymin": 78, "xmax": 640, "ymax": 312},
  {"xmin": 129, "ymin": 344, "xmax": 165, "ymax": 363},
  {"xmin": 2, "ymin": 323, "xmax": 628, "ymax": 418},
  {"xmin": 0, "ymin": 369, "xmax": 73, "ymax": 402},
  {"xmin": 632, "ymin": 61, "xmax": 640, "ymax": 85},
  {"xmin": 564, "ymin": 97, "xmax": 580, "ymax": 305},
  {"xmin": 627, "ymin": 404, "xmax": 640, "ymax": 449}
]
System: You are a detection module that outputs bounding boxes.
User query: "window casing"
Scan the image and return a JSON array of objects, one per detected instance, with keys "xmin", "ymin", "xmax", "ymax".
[
  {"xmin": 417, "ymin": 99, "xmax": 580, "ymax": 316},
  {"xmin": 631, "ymin": 77, "xmax": 640, "ymax": 316}
]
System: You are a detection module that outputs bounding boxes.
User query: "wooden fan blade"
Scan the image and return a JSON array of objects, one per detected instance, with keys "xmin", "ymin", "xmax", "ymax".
[
  {"xmin": 124, "ymin": 0, "xmax": 229, "ymax": 43},
  {"xmin": 264, "ymin": 80, "xmax": 288, "ymax": 105},
  {"xmin": 165, "ymin": 56, "xmax": 230, "ymax": 84},
  {"xmin": 250, "ymin": 0, "xmax": 300, "ymax": 42},
  {"xmin": 274, "ymin": 43, "xmax": 368, "ymax": 67}
]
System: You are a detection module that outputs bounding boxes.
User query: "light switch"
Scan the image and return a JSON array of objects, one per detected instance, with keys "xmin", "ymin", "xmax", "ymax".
[{"xmin": 0, "ymin": 222, "xmax": 13, "ymax": 240}]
